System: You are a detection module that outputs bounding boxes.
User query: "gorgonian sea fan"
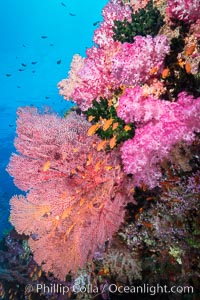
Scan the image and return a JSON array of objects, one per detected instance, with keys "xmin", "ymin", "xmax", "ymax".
[
  {"xmin": 120, "ymin": 92, "xmax": 200, "ymax": 188},
  {"xmin": 167, "ymin": 0, "xmax": 200, "ymax": 23},
  {"xmin": 7, "ymin": 107, "xmax": 135, "ymax": 280},
  {"xmin": 111, "ymin": 35, "xmax": 170, "ymax": 86}
]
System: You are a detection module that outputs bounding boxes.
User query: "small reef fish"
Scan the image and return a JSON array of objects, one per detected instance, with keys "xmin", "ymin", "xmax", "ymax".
[
  {"xmin": 6, "ymin": 74, "xmax": 12, "ymax": 77},
  {"xmin": 21, "ymin": 63, "xmax": 27, "ymax": 67},
  {"xmin": 41, "ymin": 35, "xmax": 48, "ymax": 39},
  {"xmin": 42, "ymin": 160, "xmax": 51, "ymax": 172},
  {"xmin": 93, "ymin": 21, "xmax": 100, "ymax": 26},
  {"xmin": 86, "ymin": 153, "xmax": 92, "ymax": 166},
  {"xmin": 61, "ymin": 2, "xmax": 66, "ymax": 7},
  {"xmin": 162, "ymin": 68, "xmax": 170, "ymax": 79},
  {"xmin": 31, "ymin": 61, "xmax": 37, "ymax": 64},
  {"xmin": 185, "ymin": 44, "xmax": 196, "ymax": 57},
  {"xmin": 112, "ymin": 122, "xmax": 119, "ymax": 130},
  {"xmin": 87, "ymin": 123, "xmax": 100, "ymax": 136},
  {"xmin": 109, "ymin": 135, "xmax": 117, "ymax": 149},
  {"xmin": 57, "ymin": 59, "xmax": 62, "ymax": 65},
  {"xmin": 150, "ymin": 66, "xmax": 158, "ymax": 75},
  {"xmin": 141, "ymin": 182, "xmax": 147, "ymax": 191},
  {"xmin": 88, "ymin": 115, "xmax": 95, "ymax": 122},
  {"xmin": 105, "ymin": 165, "xmax": 113, "ymax": 171},
  {"xmin": 177, "ymin": 58, "xmax": 185, "ymax": 68},
  {"xmin": 97, "ymin": 140, "xmax": 107, "ymax": 151},
  {"xmin": 142, "ymin": 222, "xmax": 153, "ymax": 229},
  {"xmin": 38, "ymin": 269, "xmax": 42, "ymax": 278},
  {"xmin": 139, "ymin": 208, "xmax": 143, "ymax": 214},
  {"xmin": 146, "ymin": 197, "xmax": 156, "ymax": 201},
  {"xmin": 102, "ymin": 118, "xmax": 113, "ymax": 131},
  {"xmin": 185, "ymin": 62, "xmax": 191, "ymax": 74},
  {"xmin": 69, "ymin": 13, "xmax": 76, "ymax": 16},
  {"xmin": 124, "ymin": 125, "xmax": 132, "ymax": 131},
  {"xmin": 95, "ymin": 160, "xmax": 102, "ymax": 172}
]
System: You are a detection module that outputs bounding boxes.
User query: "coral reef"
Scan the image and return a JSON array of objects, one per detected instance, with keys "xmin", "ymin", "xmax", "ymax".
[
  {"xmin": 113, "ymin": 1, "xmax": 164, "ymax": 43},
  {"xmin": 5, "ymin": 0, "xmax": 200, "ymax": 298}
]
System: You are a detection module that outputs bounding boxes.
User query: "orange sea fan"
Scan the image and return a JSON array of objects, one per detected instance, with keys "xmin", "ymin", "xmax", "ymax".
[
  {"xmin": 8, "ymin": 107, "xmax": 135, "ymax": 280},
  {"xmin": 10, "ymin": 194, "xmax": 51, "ymax": 236}
]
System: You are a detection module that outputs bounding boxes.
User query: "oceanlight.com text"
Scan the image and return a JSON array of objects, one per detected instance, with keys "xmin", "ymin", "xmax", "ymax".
[{"xmin": 25, "ymin": 283, "xmax": 194, "ymax": 296}]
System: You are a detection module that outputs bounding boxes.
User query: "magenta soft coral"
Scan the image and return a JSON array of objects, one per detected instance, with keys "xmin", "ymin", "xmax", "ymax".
[
  {"xmin": 120, "ymin": 92, "xmax": 200, "ymax": 188},
  {"xmin": 93, "ymin": 0, "xmax": 132, "ymax": 48},
  {"xmin": 58, "ymin": 42, "xmax": 122, "ymax": 110},
  {"xmin": 111, "ymin": 35, "xmax": 170, "ymax": 86},
  {"xmin": 167, "ymin": 0, "xmax": 200, "ymax": 23},
  {"xmin": 117, "ymin": 85, "xmax": 172, "ymax": 123},
  {"xmin": 7, "ymin": 107, "xmax": 134, "ymax": 280}
]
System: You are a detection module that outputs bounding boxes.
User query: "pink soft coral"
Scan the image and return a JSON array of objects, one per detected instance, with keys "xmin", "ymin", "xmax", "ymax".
[
  {"xmin": 8, "ymin": 107, "xmax": 134, "ymax": 279},
  {"xmin": 117, "ymin": 85, "xmax": 172, "ymax": 123},
  {"xmin": 120, "ymin": 92, "xmax": 200, "ymax": 188},
  {"xmin": 167, "ymin": 0, "xmax": 200, "ymax": 23},
  {"xmin": 58, "ymin": 54, "xmax": 84, "ymax": 105},
  {"xmin": 129, "ymin": 0, "xmax": 149, "ymax": 12},
  {"xmin": 111, "ymin": 35, "xmax": 170, "ymax": 86},
  {"xmin": 93, "ymin": 0, "xmax": 132, "ymax": 48},
  {"xmin": 58, "ymin": 42, "xmax": 122, "ymax": 111}
]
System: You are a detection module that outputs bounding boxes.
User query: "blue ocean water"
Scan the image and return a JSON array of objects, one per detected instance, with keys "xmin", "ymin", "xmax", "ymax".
[{"xmin": 0, "ymin": 0, "xmax": 107, "ymax": 238}]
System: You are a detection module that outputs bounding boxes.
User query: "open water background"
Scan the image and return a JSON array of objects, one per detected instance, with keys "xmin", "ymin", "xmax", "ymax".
[{"xmin": 0, "ymin": 0, "xmax": 107, "ymax": 238}]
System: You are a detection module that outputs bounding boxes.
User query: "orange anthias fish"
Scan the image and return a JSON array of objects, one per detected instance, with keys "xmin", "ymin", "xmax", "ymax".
[
  {"xmin": 87, "ymin": 123, "xmax": 100, "ymax": 136},
  {"xmin": 124, "ymin": 125, "xmax": 132, "ymax": 132},
  {"xmin": 142, "ymin": 221, "xmax": 153, "ymax": 229},
  {"xmin": 97, "ymin": 140, "xmax": 107, "ymax": 151},
  {"xmin": 185, "ymin": 44, "xmax": 196, "ymax": 57},
  {"xmin": 150, "ymin": 66, "xmax": 158, "ymax": 75},
  {"xmin": 146, "ymin": 196, "xmax": 156, "ymax": 201},
  {"xmin": 86, "ymin": 153, "xmax": 93, "ymax": 166},
  {"xmin": 88, "ymin": 115, "xmax": 95, "ymax": 122},
  {"xmin": 178, "ymin": 58, "xmax": 185, "ymax": 68},
  {"xmin": 185, "ymin": 62, "xmax": 191, "ymax": 74},
  {"xmin": 141, "ymin": 182, "xmax": 147, "ymax": 191},
  {"xmin": 162, "ymin": 68, "xmax": 170, "ymax": 79},
  {"xmin": 112, "ymin": 122, "xmax": 119, "ymax": 130},
  {"xmin": 109, "ymin": 135, "xmax": 117, "ymax": 149},
  {"xmin": 120, "ymin": 84, "xmax": 126, "ymax": 95},
  {"xmin": 105, "ymin": 165, "xmax": 113, "ymax": 171},
  {"xmin": 95, "ymin": 160, "xmax": 102, "ymax": 172},
  {"xmin": 43, "ymin": 160, "xmax": 51, "ymax": 172},
  {"xmin": 102, "ymin": 118, "xmax": 113, "ymax": 131}
]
